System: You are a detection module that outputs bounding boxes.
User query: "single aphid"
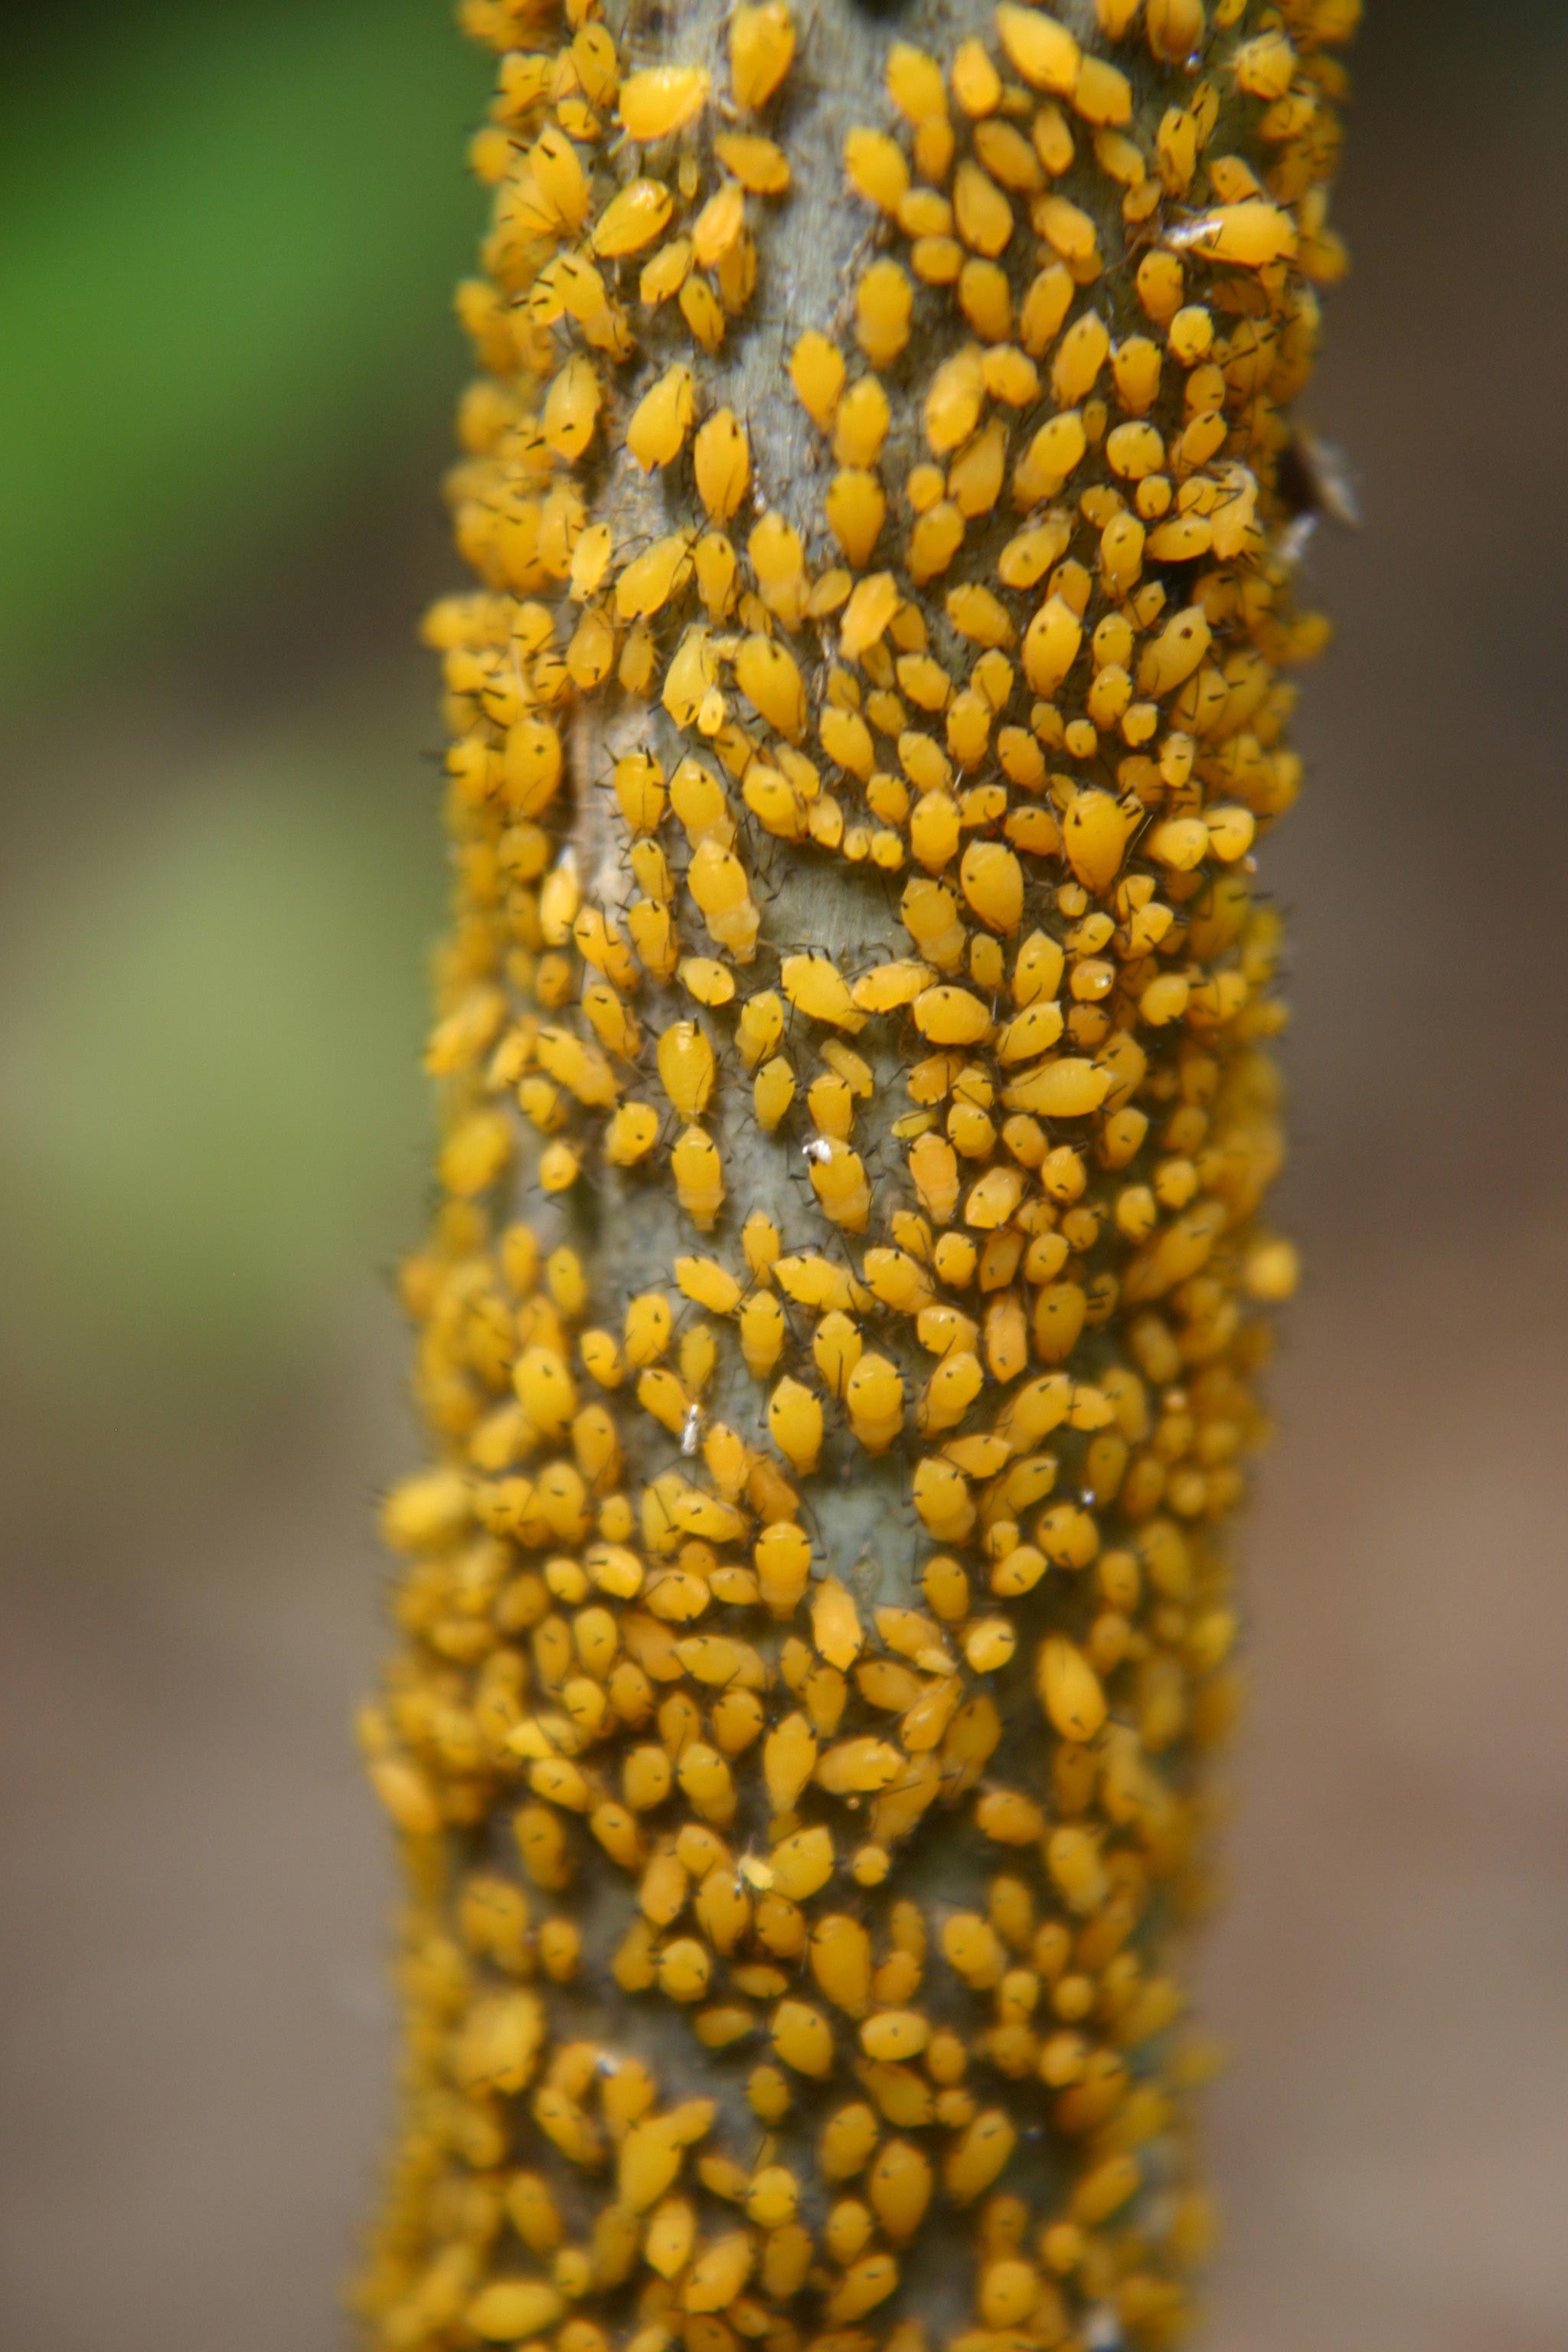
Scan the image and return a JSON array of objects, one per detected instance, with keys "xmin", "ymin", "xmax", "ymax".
[
  {"xmin": 619, "ymin": 64, "xmax": 710, "ymax": 143},
  {"xmin": 730, "ymin": 2, "xmax": 795, "ymax": 111}
]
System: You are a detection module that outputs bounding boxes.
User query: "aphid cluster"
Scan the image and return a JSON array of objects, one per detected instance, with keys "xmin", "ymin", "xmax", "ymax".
[{"xmin": 361, "ymin": 0, "xmax": 1353, "ymax": 2346}]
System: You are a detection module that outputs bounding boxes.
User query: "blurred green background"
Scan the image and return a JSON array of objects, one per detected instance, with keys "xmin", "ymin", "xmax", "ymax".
[
  {"xmin": 0, "ymin": 0, "xmax": 490, "ymax": 1410},
  {"xmin": 2, "ymin": 4, "xmax": 1568, "ymax": 2350}
]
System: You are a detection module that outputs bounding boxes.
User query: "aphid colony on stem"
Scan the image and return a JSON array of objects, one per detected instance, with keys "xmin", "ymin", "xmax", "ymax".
[{"xmin": 361, "ymin": 0, "xmax": 1352, "ymax": 2347}]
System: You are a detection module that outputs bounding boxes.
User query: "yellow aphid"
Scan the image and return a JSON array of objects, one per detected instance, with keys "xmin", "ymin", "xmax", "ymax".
[
  {"xmin": 1018, "ymin": 259, "xmax": 1074, "ymax": 355},
  {"xmin": 886, "ymin": 41, "xmax": 947, "ymax": 123},
  {"xmin": 627, "ymin": 363, "xmax": 696, "ymax": 471},
  {"xmin": 781, "ymin": 954, "xmax": 864, "ymax": 1032},
  {"xmin": 622, "ymin": 1294, "xmax": 672, "ymax": 1373},
  {"xmin": 833, "ymin": 375, "xmax": 891, "ymax": 468},
  {"xmin": 503, "ymin": 716, "xmax": 564, "ymax": 818},
  {"xmin": 971, "ymin": 123, "xmax": 1037, "ymax": 201},
  {"xmin": 675, "ymin": 1256, "xmax": 743, "ymax": 1318},
  {"xmin": 946, "ymin": 583, "xmax": 1013, "ymax": 646},
  {"xmin": 840, "ymin": 571, "xmax": 900, "ymax": 662},
  {"xmin": 594, "ymin": 178, "xmax": 675, "ymax": 257},
  {"xmin": 1073, "ymin": 53, "xmax": 1132, "ymax": 126},
  {"xmin": 857, "ymin": 259, "xmax": 914, "ymax": 368},
  {"xmin": 612, "ymin": 750, "xmax": 666, "ymax": 835},
  {"xmin": 951, "ymin": 35, "xmax": 1002, "ymax": 116},
  {"xmin": 790, "ymin": 330, "xmax": 845, "ymax": 431},
  {"xmin": 739, "ymin": 1290, "xmax": 787, "ymax": 1379},
  {"xmin": 949, "ymin": 430, "xmax": 1011, "ymax": 527},
  {"xmin": 902, "ymin": 879, "xmax": 966, "ymax": 972},
  {"xmin": 730, "ymin": 1, "xmax": 795, "ymax": 109},
  {"xmin": 764, "ymin": 1709, "xmax": 818, "ymax": 1811},
  {"xmin": 1046, "ymin": 1823, "xmax": 1107, "ymax": 1913},
  {"xmin": 1051, "ymin": 309, "xmax": 1109, "ymax": 404},
  {"xmin": 742, "ymin": 1208, "xmax": 782, "ymax": 1281},
  {"xmin": 605, "ymin": 1102, "xmax": 660, "ymax": 1167},
  {"xmin": 1156, "ymin": 106, "xmax": 1199, "ymax": 199},
  {"xmin": 906, "ymin": 500, "xmax": 965, "ymax": 586},
  {"xmin": 1148, "ymin": 0, "xmax": 1207, "ymax": 62},
  {"xmin": 529, "ymin": 126, "xmax": 590, "ymax": 229},
  {"xmin": 910, "ymin": 231, "xmax": 963, "ymax": 285},
  {"xmin": 913, "ymin": 985, "xmax": 991, "ymax": 1047},
  {"xmin": 1021, "ymin": 595, "xmax": 1083, "ymax": 697},
  {"xmin": 694, "ymin": 530, "xmax": 739, "ymax": 618},
  {"xmin": 900, "ymin": 190, "xmax": 952, "ymax": 245},
  {"xmin": 744, "ymin": 763, "xmax": 808, "ymax": 841},
  {"xmin": 869, "ymin": 2140, "xmax": 933, "ymax": 2239},
  {"xmin": 616, "ymin": 533, "xmax": 692, "ymax": 619},
  {"xmin": 776, "ymin": 1826, "xmax": 838, "ymax": 1905},
  {"xmin": 568, "ymin": 522, "xmax": 614, "ymax": 604},
  {"xmin": 1138, "ymin": 602, "xmax": 1212, "ymax": 695},
  {"xmin": 773, "ymin": 1998, "xmax": 835, "ymax": 2078},
  {"xmin": 953, "ymin": 161, "xmax": 1013, "ymax": 257},
  {"xmin": 844, "ymin": 127, "xmax": 910, "ymax": 213},
  {"xmin": 733, "ymin": 990, "xmax": 784, "ymax": 1071},
  {"xmin": 1112, "ymin": 332, "xmax": 1163, "ymax": 412},
  {"xmin": 808, "ymin": 1138, "xmax": 872, "ymax": 1232},
  {"xmin": 806, "ymin": 1576, "xmax": 858, "ymax": 1669},
  {"xmin": 944, "ymin": 2109, "xmax": 1017, "ymax": 2203},
  {"xmin": 844, "ymin": 1353, "xmax": 904, "ymax": 1452},
  {"xmin": 920, "ymin": 1348, "xmax": 984, "ymax": 1432},
  {"xmin": 672, "ymin": 1125, "xmax": 725, "ymax": 1229},
  {"xmin": 1035, "ymin": 192, "xmax": 1099, "ymax": 272},
  {"xmin": 750, "ymin": 510, "xmax": 809, "ymax": 626},
  {"xmin": 716, "ymin": 131, "xmax": 791, "ymax": 194},
  {"xmin": 735, "ymin": 633, "xmax": 808, "ymax": 740},
  {"xmin": 1168, "ymin": 199, "xmax": 1298, "ymax": 268},
  {"xmin": 1246, "ymin": 1236, "xmax": 1301, "ymax": 1302},
  {"xmin": 995, "ymin": 2, "xmax": 1081, "ymax": 95},
  {"xmin": 669, "ymin": 755, "xmax": 733, "ymax": 847},
  {"xmin": 752, "ymin": 1058, "xmax": 789, "ymax": 1138},
  {"xmin": 981, "ymin": 344, "xmax": 1040, "ymax": 407},
  {"xmin": 767, "ymin": 1377, "xmax": 824, "ymax": 1475},
  {"xmin": 658, "ymin": 1021, "xmax": 717, "ymax": 1120},
  {"xmin": 468, "ymin": 2283, "xmax": 564, "ymax": 2342},
  {"xmin": 1038, "ymin": 1632, "xmax": 1108, "ymax": 1742},
  {"xmin": 689, "ymin": 838, "xmax": 760, "ymax": 960},
  {"xmin": 693, "ymin": 180, "xmax": 746, "ymax": 270},
  {"xmin": 680, "ymin": 956, "xmax": 737, "ymax": 1007},
  {"xmin": 645, "ymin": 2196, "xmax": 697, "ymax": 2278},
  {"xmin": 619, "ymin": 65, "xmax": 711, "ymax": 142},
  {"xmin": 851, "ymin": 959, "xmax": 930, "ymax": 1013},
  {"xmin": 542, "ymin": 351, "xmax": 601, "ymax": 462},
  {"xmin": 1106, "ymin": 419, "xmax": 1165, "ymax": 479},
  {"xmin": 825, "ymin": 469, "xmax": 887, "ymax": 569},
  {"xmin": 1014, "ymin": 409, "xmax": 1087, "ymax": 505},
  {"xmin": 924, "ymin": 346, "xmax": 985, "ymax": 455},
  {"xmin": 1235, "ymin": 26, "xmax": 1297, "ymax": 100},
  {"xmin": 514, "ymin": 1344, "xmax": 577, "ymax": 1439},
  {"xmin": 959, "ymin": 839, "xmax": 1024, "ymax": 934},
  {"xmin": 813, "ymin": 1308, "xmax": 862, "ymax": 1393},
  {"xmin": 693, "ymin": 407, "xmax": 750, "ymax": 521},
  {"xmin": 681, "ymin": 273, "xmax": 727, "ymax": 352}
]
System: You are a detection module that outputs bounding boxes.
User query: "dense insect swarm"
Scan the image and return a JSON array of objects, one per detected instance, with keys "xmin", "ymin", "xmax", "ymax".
[{"xmin": 363, "ymin": 0, "xmax": 1354, "ymax": 2347}]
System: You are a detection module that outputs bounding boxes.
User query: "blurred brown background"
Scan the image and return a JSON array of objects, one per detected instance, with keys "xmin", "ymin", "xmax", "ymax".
[{"xmin": 2, "ymin": 2, "xmax": 1565, "ymax": 2346}]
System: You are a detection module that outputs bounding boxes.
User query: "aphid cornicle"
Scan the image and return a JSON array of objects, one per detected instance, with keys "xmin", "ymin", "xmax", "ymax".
[{"xmin": 368, "ymin": 0, "xmax": 1355, "ymax": 2337}]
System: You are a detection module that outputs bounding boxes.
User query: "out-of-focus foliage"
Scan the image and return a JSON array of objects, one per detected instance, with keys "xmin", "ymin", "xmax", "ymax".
[
  {"xmin": 0, "ymin": 0, "xmax": 488, "ymax": 1422},
  {"xmin": 0, "ymin": 717, "xmax": 439, "ymax": 1403},
  {"xmin": 0, "ymin": 0, "xmax": 487, "ymax": 694}
]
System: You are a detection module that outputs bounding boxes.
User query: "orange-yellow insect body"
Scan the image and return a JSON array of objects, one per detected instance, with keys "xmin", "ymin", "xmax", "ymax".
[
  {"xmin": 619, "ymin": 64, "xmax": 710, "ymax": 143},
  {"xmin": 366, "ymin": 2, "xmax": 1354, "ymax": 2342}
]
